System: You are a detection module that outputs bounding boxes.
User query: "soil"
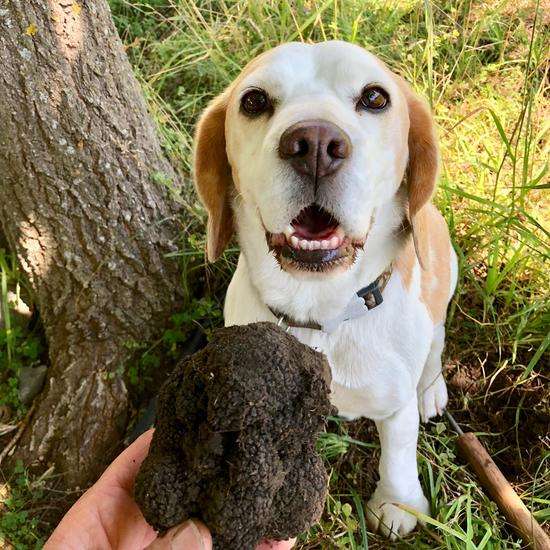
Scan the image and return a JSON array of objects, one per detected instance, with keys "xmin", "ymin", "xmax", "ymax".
[
  {"xmin": 134, "ymin": 322, "xmax": 334, "ymax": 550},
  {"xmin": 444, "ymin": 357, "xmax": 549, "ymax": 483}
]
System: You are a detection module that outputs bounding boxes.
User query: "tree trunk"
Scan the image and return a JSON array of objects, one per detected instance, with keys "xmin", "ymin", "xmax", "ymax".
[{"xmin": 0, "ymin": 0, "xmax": 185, "ymax": 490}]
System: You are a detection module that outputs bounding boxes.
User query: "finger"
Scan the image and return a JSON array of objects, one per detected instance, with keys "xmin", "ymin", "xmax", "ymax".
[
  {"xmin": 99, "ymin": 428, "xmax": 155, "ymax": 491},
  {"xmin": 256, "ymin": 538, "xmax": 296, "ymax": 549},
  {"xmin": 146, "ymin": 519, "xmax": 212, "ymax": 550}
]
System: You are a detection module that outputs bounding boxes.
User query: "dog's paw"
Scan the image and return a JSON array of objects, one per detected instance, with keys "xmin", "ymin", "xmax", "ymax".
[
  {"xmin": 366, "ymin": 487, "xmax": 429, "ymax": 540},
  {"xmin": 418, "ymin": 374, "xmax": 448, "ymax": 423}
]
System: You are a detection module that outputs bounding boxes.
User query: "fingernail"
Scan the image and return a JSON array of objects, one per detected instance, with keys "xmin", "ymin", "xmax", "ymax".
[{"xmin": 171, "ymin": 519, "xmax": 206, "ymax": 550}]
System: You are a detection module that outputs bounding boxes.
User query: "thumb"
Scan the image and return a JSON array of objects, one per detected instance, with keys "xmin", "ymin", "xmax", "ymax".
[{"xmin": 146, "ymin": 519, "xmax": 212, "ymax": 550}]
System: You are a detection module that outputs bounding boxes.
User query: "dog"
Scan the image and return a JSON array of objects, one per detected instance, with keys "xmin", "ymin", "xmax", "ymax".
[{"xmin": 193, "ymin": 41, "xmax": 457, "ymax": 540}]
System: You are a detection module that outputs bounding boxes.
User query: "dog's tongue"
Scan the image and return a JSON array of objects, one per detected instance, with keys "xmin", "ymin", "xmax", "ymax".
[{"xmin": 291, "ymin": 204, "xmax": 338, "ymax": 239}]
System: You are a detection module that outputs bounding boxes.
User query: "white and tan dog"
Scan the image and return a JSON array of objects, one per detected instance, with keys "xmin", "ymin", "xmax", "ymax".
[{"xmin": 193, "ymin": 41, "xmax": 457, "ymax": 539}]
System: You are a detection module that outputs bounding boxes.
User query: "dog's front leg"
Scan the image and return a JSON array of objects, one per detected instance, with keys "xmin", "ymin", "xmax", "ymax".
[{"xmin": 366, "ymin": 397, "xmax": 429, "ymax": 539}]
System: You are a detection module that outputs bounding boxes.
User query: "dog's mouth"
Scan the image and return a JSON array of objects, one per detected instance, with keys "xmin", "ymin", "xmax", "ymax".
[{"xmin": 267, "ymin": 204, "xmax": 365, "ymax": 273}]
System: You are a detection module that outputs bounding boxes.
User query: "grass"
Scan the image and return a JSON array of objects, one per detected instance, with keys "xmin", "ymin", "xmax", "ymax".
[
  {"xmin": 0, "ymin": 252, "xmax": 43, "ymax": 417},
  {"xmin": 1, "ymin": 0, "xmax": 549, "ymax": 548}
]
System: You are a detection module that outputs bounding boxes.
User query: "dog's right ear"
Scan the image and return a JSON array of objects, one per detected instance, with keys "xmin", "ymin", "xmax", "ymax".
[{"xmin": 193, "ymin": 92, "xmax": 234, "ymax": 262}]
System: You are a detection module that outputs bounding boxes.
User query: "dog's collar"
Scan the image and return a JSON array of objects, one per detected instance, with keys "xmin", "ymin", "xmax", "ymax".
[{"xmin": 268, "ymin": 266, "xmax": 392, "ymax": 334}]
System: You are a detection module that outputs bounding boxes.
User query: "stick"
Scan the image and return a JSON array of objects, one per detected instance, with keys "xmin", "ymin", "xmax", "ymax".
[
  {"xmin": 0, "ymin": 402, "xmax": 36, "ymax": 466},
  {"xmin": 445, "ymin": 412, "xmax": 550, "ymax": 550}
]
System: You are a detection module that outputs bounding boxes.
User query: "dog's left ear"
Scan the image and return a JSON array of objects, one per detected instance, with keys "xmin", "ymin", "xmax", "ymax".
[
  {"xmin": 397, "ymin": 78, "xmax": 439, "ymax": 268},
  {"xmin": 193, "ymin": 91, "xmax": 234, "ymax": 262}
]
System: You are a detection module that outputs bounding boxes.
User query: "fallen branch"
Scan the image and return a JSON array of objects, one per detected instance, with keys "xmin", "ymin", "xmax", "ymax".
[
  {"xmin": 0, "ymin": 424, "xmax": 18, "ymax": 437},
  {"xmin": 0, "ymin": 403, "xmax": 36, "ymax": 466}
]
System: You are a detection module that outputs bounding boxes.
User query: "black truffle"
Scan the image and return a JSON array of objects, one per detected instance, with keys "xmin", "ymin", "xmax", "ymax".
[{"xmin": 134, "ymin": 322, "xmax": 333, "ymax": 550}]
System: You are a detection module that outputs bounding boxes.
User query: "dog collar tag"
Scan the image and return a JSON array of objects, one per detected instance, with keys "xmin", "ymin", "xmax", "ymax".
[{"xmin": 321, "ymin": 293, "xmax": 370, "ymax": 334}]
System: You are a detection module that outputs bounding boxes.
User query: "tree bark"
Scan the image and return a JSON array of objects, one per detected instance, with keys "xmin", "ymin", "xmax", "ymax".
[{"xmin": 0, "ymin": 0, "xmax": 185, "ymax": 490}]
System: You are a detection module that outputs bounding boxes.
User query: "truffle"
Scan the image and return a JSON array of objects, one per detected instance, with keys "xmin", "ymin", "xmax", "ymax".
[{"xmin": 134, "ymin": 322, "xmax": 333, "ymax": 549}]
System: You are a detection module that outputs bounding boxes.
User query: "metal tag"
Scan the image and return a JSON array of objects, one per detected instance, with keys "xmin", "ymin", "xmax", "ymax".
[{"xmin": 321, "ymin": 293, "xmax": 370, "ymax": 334}]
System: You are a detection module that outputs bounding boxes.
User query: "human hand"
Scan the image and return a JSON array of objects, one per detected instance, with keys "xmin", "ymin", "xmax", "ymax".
[{"xmin": 44, "ymin": 429, "xmax": 295, "ymax": 549}]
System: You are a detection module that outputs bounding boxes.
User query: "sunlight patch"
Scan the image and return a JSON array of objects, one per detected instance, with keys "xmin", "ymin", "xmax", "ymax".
[{"xmin": 49, "ymin": 0, "xmax": 85, "ymax": 63}]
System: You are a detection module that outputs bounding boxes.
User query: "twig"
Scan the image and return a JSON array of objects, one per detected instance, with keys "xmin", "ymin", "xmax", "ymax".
[
  {"xmin": 0, "ymin": 423, "xmax": 17, "ymax": 437},
  {"xmin": 0, "ymin": 402, "xmax": 36, "ymax": 466}
]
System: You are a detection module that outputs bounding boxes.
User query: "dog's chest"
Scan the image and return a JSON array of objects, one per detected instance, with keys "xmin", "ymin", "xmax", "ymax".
[{"xmin": 289, "ymin": 284, "xmax": 433, "ymax": 420}]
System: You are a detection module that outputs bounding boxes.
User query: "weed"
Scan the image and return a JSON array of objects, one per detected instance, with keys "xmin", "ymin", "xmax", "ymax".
[
  {"xmin": 0, "ymin": 251, "xmax": 44, "ymax": 415},
  {"xmin": 0, "ymin": 461, "xmax": 49, "ymax": 549}
]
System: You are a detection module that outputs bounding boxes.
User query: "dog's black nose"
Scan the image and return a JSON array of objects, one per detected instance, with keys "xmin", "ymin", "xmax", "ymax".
[{"xmin": 279, "ymin": 120, "xmax": 351, "ymax": 179}]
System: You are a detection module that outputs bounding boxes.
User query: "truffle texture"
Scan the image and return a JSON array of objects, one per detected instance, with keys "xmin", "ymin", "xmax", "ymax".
[{"xmin": 134, "ymin": 322, "xmax": 333, "ymax": 550}]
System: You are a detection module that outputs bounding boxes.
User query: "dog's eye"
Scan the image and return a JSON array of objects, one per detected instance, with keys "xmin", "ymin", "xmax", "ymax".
[
  {"xmin": 241, "ymin": 89, "xmax": 270, "ymax": 116},
  {"xmin": 358, "ymin": 86, "xmax": 389, "ymax": 111}
]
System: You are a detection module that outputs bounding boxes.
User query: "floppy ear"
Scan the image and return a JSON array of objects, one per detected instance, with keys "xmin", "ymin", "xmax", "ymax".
[
  {"xmin": 193, "ymin": 92, "xmax": 234, "ymax": 262},
  {"xmin": 398, "ymin": 79, "xmax": 439, "ymax": 268}
]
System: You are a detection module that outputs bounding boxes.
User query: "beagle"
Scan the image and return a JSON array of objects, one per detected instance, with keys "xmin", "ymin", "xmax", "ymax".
[{"xmin": 193, "ymin": 41, "xmax": 457, "ymax": 540}]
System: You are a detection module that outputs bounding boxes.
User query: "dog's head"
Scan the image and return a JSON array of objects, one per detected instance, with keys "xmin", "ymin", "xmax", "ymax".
[{"xmin": 194, "ymin": 41, "xmax": 438, "ymax": 274}]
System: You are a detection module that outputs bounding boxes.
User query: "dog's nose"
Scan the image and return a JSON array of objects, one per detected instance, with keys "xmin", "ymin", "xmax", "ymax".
[{"xmin": 278, "ymin": 120, "xmax": 350, "ymax": 179}]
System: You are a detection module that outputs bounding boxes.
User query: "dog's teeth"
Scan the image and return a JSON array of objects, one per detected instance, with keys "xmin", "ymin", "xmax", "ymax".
[
  {"xmin": 335, "ymin": 226, "xmax": 345, "ymax": 239},
  {"xmin": 284, "ymin": 225, "xmax": 294, "ymax": 237},
  {"xmin": 286, "ymin": 231, "xmax": 346, "ymax": 251},
  {"xmin": 309, "ymin": 240, "xmax": 321, "ymax": 250}
]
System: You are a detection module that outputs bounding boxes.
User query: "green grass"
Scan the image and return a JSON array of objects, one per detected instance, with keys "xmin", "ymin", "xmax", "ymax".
[
  {"xmin": 1, "ymin": 0, "xmax": 549, "ymax": 548},
  {"xmin": 0, "ymin": 251, "xmax": 44, "ymax": 416},
  {"xmin": 0, "ymin": 461, "xmax": 47, "ymax": 550}
]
